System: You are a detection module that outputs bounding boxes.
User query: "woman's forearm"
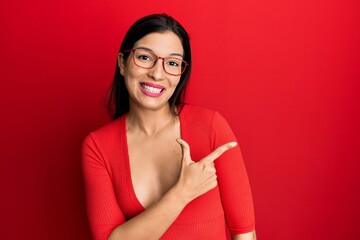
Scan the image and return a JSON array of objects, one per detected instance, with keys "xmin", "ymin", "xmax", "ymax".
[
  {"xmin": 108, "ymin": 140, "xmax": 242, "ymax": 240},
  {"xmin": 108, "ymin": 186, "xmax": 187, "ymax": 240},
  {"xmin": 232, "ymin": 230, "xmax": 257, "ymax": 240}
]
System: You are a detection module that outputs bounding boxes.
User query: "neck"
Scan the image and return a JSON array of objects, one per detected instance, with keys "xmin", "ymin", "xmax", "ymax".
[{"xmin": 126, "ymin": 103, "xmax": 178, "ymax": 136}]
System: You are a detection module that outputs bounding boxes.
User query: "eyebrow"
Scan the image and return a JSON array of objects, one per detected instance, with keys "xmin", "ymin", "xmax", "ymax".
[{"xmin": 135, "ymin": 46, "xmax": 184, "ymax": 58}]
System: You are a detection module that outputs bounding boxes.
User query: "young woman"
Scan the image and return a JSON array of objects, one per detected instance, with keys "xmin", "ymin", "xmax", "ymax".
[{"xmin": 82, "ymin": 14, "xmax": 256, "ymax": 240}]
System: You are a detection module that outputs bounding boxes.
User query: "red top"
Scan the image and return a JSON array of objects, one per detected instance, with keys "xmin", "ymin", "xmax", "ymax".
[{"xmin": 82, "ymin": 105, "xmax": 255, "ymax": 240}]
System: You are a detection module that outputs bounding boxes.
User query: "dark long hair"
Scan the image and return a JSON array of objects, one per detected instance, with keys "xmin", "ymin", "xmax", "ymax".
[{"xmin": 107, "ymin": 14, "xmax": 192, "ymax": 120}]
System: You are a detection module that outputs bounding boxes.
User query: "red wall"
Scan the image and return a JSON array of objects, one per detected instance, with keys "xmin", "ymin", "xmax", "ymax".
[{"xmin": 1, "ymin": 0, "xmax": 359, "ymax": 239}]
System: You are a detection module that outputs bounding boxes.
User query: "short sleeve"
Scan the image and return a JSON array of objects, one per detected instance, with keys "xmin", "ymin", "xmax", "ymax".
[
  {"xmin": 211, "ymin": 112, "xmax": 255, "ymax": 234},
  {"xmin": 82, "ymin": 133, "xmax": 126, "ymax": 240}
]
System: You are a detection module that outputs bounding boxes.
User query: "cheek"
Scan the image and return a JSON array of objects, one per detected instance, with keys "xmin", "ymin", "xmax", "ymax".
[
  {"xmin": 170, "ymin": 77, "xmax": 181, "ymax": 87},
  {"xmin": 167, "ymin": 79, "xmax": 181, "ymax": 97},
  {"xmin": 125, "ymin": 63, "xmax": 149, "ymax": 79}
]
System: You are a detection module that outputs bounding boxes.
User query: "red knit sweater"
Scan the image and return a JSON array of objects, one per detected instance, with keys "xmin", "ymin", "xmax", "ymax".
[{"xmin": 82, "ymin": 105, "xmax": 255, "ymax": 239}]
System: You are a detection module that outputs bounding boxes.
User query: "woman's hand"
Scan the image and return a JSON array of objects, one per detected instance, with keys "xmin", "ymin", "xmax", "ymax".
[{"xmin": 175, "ymin": 139, "xmax": 237, "ymax": 203}]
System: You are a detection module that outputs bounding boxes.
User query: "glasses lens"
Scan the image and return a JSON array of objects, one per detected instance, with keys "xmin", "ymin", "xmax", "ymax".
[
  {"xmin": 133, "ymin": 50, "xmax": 156, "ymax": 68},
  {"xmin": 164, "ymin": 58, "xmax": 186, "ymax": 75}
]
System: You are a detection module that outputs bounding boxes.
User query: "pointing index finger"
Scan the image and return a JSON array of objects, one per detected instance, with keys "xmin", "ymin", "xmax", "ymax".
[{"xmin": 202, "ymin": 142, "xmax": 237, "ymax": 163}]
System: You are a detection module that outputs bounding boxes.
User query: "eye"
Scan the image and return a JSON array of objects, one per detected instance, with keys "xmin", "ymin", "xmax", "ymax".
[
  {"xmin": 166, "ymin": 58, "xmax": 182, "ymax": 68},
  {"xmin": 137, "ymin": 54, "xmax": 153, "ymax": 62}
]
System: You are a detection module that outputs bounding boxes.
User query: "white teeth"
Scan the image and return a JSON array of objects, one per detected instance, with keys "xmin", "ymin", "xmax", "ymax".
[{"xmin": 142, "ymin": 84, "xmax": 162, "ymax": 94}]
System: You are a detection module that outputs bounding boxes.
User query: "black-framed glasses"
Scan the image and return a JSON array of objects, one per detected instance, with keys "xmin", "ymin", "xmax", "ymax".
[{"xmin": 124, "ymin": 49, "xmax": 188, "ymax": 76}]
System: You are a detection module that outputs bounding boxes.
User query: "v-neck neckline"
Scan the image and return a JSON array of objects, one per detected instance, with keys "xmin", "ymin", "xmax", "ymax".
[{"xmin": 121, "ymin": 107, "xmax": 185, "ymax": 211}]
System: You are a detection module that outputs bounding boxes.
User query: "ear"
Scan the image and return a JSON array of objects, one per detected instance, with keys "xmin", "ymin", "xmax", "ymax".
[{"xmin": 118, "ymin": 53, "xmax": 126, "ymax": 76}]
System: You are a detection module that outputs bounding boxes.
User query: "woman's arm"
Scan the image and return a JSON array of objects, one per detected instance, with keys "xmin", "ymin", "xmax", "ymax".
[
  {"xmin": 83, "ymin": 133, "xmax": 236, "ymax": 240},
  {"xmin": 211, "ymin": 112, "xmax": 256, "ymax": 235},
  {"xmin": 107, "ymin": 186, "xmax": 185, "ymax": 240},
  {"xmin": 232, "ymin": 230, "xmax": 257, "ymax": 240},
  {"xmin": 108, "ymin": 139, "xmax": 237, "ymax": 240}
]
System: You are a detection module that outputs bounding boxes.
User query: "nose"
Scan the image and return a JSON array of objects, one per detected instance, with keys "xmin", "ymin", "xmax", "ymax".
[{"xmin": 148, "ymin": 58, "xmax": 166, "ymax": 81}]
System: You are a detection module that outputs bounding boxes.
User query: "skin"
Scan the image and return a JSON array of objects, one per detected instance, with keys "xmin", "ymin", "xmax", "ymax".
[{"xmin": 108, "ymin": 31, "xmax": 256, "ymax": 240}]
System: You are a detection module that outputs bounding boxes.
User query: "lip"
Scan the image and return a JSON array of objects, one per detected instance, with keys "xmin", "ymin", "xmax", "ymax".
[
  {"xmin": 141, "ymin": 82, "xmax": 166, "ymax": 89},
  {"xmin": 139, "ymin": 82, "xmax": 166, "ymax": 97}
]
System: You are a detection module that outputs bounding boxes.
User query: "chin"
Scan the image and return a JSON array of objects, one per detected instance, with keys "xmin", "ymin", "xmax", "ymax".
[{"xmin": 132, "ymin": 97, "xmax": 170, "ymax": 111}]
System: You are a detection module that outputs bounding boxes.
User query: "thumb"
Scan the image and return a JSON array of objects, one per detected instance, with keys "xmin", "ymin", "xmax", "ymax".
[{"xmin": 176, "ymin": 138, "xmax": 192, "ymax": 164}]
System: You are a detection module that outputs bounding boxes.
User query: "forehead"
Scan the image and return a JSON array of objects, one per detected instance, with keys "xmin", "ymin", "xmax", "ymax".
[{"xmin": 133, "ymin": 31, "xmax": 184, "ymax": 56}]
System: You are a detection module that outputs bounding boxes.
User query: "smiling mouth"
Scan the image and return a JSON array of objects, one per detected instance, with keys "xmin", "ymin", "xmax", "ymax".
[{"xmin": 140, "ymin": 83, "xmax": 164, "ymax": 94}]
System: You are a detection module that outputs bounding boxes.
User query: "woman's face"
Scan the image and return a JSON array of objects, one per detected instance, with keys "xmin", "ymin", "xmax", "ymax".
[{"xmin": 119, "ymin": 31, "xmax": 184, "ymax": 112}]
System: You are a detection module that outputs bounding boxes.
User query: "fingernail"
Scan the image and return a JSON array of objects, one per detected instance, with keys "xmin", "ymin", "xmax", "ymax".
[
  {"xmin": 229, "ymin": 142, "xmax": 237, "ymax": 147},
  {"xmin": 176, "ymin": 138, "xmax": 182, "ymax": 145}
]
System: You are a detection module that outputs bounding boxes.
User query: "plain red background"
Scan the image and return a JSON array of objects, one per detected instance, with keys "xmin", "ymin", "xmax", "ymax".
[{"xmin": 1, "ymin": 0, "xmax": 359, "ymax": 239}]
